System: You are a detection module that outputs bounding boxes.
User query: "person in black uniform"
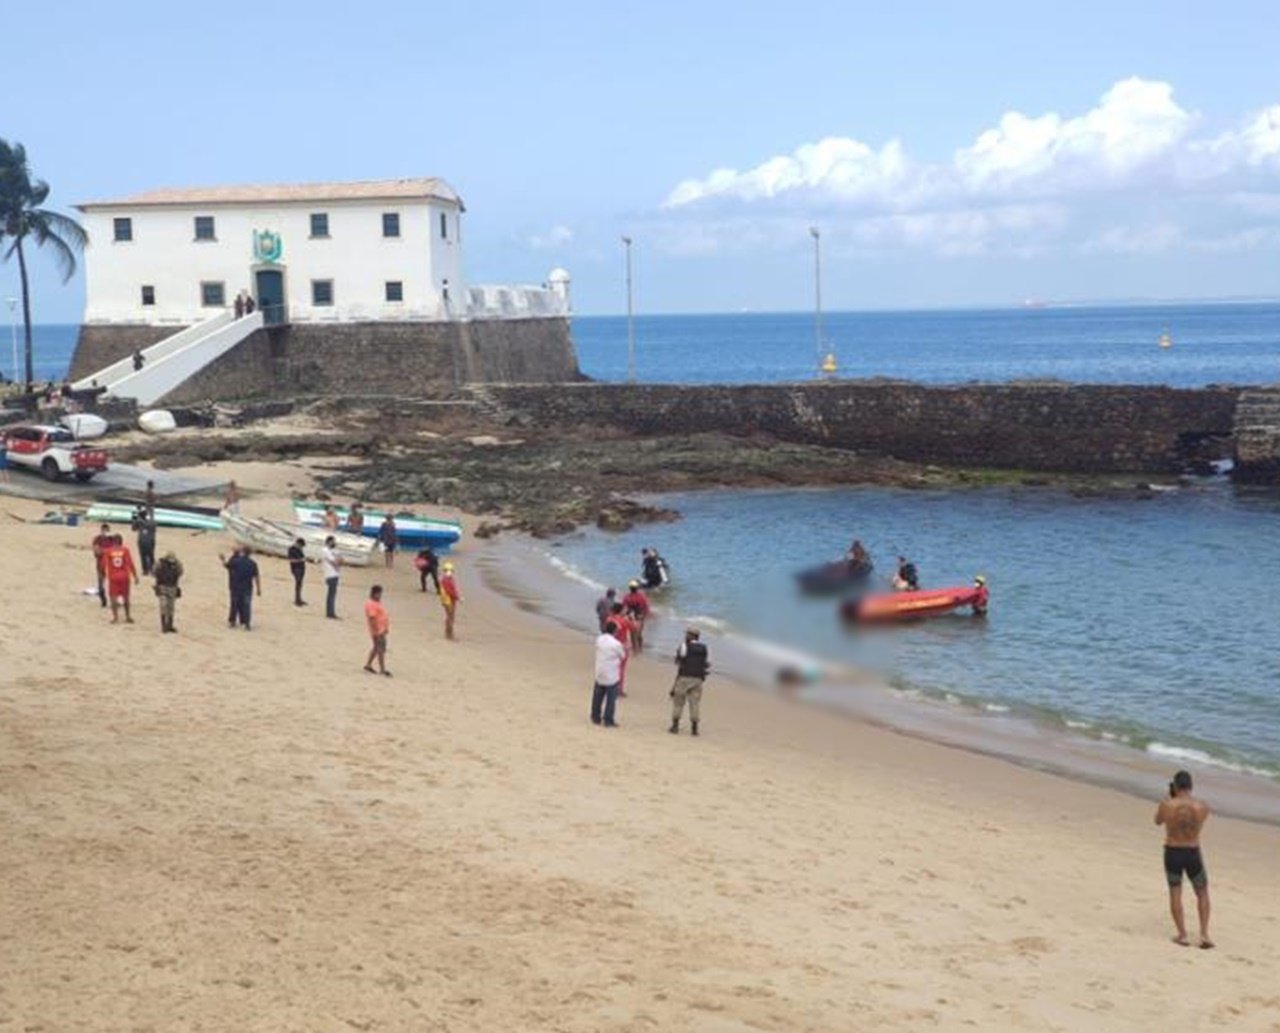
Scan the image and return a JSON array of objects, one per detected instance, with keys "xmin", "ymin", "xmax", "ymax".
[
  {"xmin": 669, "ymin": 628, "xmax": 711, "ymax": 736},
  {"xmin": 288, "ymin": 537, "xmax": 307, "ymax": 606}
]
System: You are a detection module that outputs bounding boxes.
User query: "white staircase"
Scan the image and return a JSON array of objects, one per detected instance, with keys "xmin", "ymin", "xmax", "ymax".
[{"xmin": 73, "ymin": 312, "xmax": 264, "ymax": 406}]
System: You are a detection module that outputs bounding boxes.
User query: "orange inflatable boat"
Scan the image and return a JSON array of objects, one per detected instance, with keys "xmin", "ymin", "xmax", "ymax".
[{"xmin": 842, "ymin": 582, "xmax": 989, "ymax": 623}]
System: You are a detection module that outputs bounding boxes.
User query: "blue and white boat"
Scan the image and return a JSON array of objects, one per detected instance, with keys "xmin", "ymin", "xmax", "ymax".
[{"xmin": 292, "ymin": 501, "xmax": 463, "ymax": 552}]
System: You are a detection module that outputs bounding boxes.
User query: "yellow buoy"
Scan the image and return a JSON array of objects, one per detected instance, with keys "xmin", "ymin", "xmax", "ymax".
[{"xmin": 821, "ymin": 352, "xmax": 838, "ymax": 375}]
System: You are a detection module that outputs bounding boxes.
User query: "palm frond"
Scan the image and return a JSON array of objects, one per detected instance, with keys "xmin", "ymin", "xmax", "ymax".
[
  {"xmin": 33, "ymin": 208, "xmax": 88, "ymax": 250},
  {"xmin": 32, "ymin": 221, "xmax": 81, "ymax": 281}
]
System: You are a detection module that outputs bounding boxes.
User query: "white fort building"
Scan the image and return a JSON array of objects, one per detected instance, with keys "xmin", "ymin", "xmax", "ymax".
[{"xmin": 70, "ymin": 178, "xmax": 576, "ymax": 403}]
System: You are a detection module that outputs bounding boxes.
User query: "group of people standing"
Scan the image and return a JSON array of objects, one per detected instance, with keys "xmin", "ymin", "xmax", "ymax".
[
  {"xmin": 89, "ymin": 493, "xmax": 463, "ymax": 663},
  {"xmin": 590, "ymin": 553, "xmax": 709, "ymax": 735},
  {"xmin": 232, "ymin": 292, "xmax": 258, "ymax": 319}
]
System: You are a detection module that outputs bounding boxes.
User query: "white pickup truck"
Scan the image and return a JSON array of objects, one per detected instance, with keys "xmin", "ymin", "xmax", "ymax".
[{"xmin": 2, "ymin": 424, "xmax": 110, "ymax": 482}]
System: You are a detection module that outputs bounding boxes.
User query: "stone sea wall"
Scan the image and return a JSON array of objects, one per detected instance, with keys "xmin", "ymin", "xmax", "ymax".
[
  {"xmin": 485, "ymin": 382, "xmax": 1241, "ymax": 474},
  {"xmin": 69, "ymin": 317, "xmax": 580, "ymax": 403}
]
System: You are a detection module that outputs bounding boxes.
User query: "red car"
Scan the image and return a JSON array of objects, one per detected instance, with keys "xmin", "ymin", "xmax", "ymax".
[{"xmin": 2, "ymin": 424, "xmax": 109, "ymax": 482}]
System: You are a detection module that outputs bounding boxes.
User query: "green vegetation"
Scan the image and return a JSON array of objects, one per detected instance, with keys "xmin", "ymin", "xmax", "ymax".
[{"xmin": 0, "ymin": 140, "xmax": 87, "ymax": 388}]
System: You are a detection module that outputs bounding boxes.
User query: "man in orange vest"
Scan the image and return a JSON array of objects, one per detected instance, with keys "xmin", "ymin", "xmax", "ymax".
[{"xmin": 102, "ymin": 534, "xmax": 140, "ymax": 624}]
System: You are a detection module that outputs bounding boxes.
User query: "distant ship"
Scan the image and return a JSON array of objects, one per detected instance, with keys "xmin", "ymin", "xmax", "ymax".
[{"xmin": 1022, "ymin": 297, "xmax": 1048, "ymax": 309}]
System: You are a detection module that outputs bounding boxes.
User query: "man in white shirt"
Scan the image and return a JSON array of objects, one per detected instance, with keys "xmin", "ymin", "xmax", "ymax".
[
  {"xmin": 591, "ymin": 631, "xmax": 627, "ymax": 728},
  {"xmin": 321, "ymin": 537, "xmax": 342, "ymax": 619}
]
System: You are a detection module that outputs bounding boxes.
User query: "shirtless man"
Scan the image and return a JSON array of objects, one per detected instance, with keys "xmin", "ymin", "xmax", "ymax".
[{"xmin": 1154, "ymin": 769, "xmax": 1212, "ymax": 949}]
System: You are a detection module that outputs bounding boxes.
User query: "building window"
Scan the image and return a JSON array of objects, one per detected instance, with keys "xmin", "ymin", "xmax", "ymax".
[
  {"xmin": 141, "ymin": 285, "xmax": 155, "ymax": 306},
  {"xmin": 310, "ymin": 212, "xmax": 329, "ymax": 238},
  {"xmin": 200, "ymin": 282, "xmax": 226, "ymax": 307},
  {"xmin": 439, "ymin": 212, "xmax": 448, "ymax": 240},
  {"xmin": 113, "ymin": 217, "xmax": 133, "ymax": 242},
  {"xmin": 382, "ymin": 212, "xmax": 400, "ymax": 238},
  {"xmin": 194, "ymin": 215, "xmax": 216, "ymax": 241},
  {"xmin": 385, "ymin": 280, "xmax": 404, "ymax": 303},
  {"xmin": 311, "ymin": 279, "xmax": 334, "ymax": 306}
]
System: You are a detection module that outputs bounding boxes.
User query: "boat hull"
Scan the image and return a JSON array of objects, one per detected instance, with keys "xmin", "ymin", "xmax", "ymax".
[
  {"xmin": 225, "ymin": 513, "xmax": 376, "ymax": 566},
  {"xmin": 842, "ymin": 585, "xmax": 985, "ymax": 623},
  {"xmin": 292, "ymin": 501, "xmax": 462, "ymax": 551},
  {"xmin": 86, "ymin": 502, "xmax": 224, "ymax": 531},
  {"xmin": 61, "ymin": 413, "xmax": 108, "ymax": 440},
  {"xmin": 139, "ymin": 410, "xmax": 178, "ymax": 434}
]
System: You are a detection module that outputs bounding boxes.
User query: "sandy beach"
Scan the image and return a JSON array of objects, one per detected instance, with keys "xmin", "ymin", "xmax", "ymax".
[{"xmin": 3, "ymin": 468, "xmax": 1280, "ymax": 1033}]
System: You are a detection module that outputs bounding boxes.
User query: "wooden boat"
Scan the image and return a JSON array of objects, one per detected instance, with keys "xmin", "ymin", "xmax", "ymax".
[
  {"xmin": 292, "ymin": 500, "xmax": 462, "ymax": 551},
  {"xmin": 224, "ymin": 512, "xmax": 376, "ymax": 566},
  {"xmin": 86, "ymin": 501, "xmax": 224, "ymax": 531},
  {"xmin": 139, "ymin": 410, "xmax": 178, "ymax": 434},
  {"xmin": 842, "ymin": 584, "xmax": 988, "ymax": 623}
]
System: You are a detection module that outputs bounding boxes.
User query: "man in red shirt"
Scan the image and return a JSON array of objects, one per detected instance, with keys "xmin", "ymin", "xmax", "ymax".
[
  {"xmin": 101, "ymin": 534, "xmax": 140, "ymax": 624},
  {"xmin": 604, "ymin": 602, "xmax": 634, "ymax": 697},
  {"xmin": 363, "ymin": 584, "xmax": 391, "ymax": 676},
  {"xmin": 622, "ymin": 580, "xmax": 650, "ymax": 651},
  {"xmin": 91, "ymin": 523, "xmax": 113, "ymax": 608}
]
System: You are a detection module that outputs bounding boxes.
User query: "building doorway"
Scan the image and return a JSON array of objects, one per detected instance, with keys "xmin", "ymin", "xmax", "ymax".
[{"xmin": 255, "ymin": 269, "xmax": 287, "ymax": 325}]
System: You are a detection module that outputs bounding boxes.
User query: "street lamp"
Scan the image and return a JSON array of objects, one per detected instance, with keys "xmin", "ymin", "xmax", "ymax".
[
  {"xmin": 622, "ymin": 236, "xmax": 635, "ymax": 383},
  {"xmin": 5, "ymin": 298, "xmax": 17, "ymax": 386},
  {"xmin": 810, "ymin": 227, "xmax": 837, "ymax": 377}
]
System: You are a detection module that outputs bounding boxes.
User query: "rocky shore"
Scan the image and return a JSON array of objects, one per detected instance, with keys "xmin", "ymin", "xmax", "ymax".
[{"xmin": 105, "ymin": 398, "xmax": 1189, "ymax": 537}]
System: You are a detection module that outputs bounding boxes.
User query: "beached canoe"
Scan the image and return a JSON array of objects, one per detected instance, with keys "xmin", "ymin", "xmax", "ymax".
[
  {"xmin": 224, "ymin": 513, "xmax": 377, "ymax": 566},
  {"xmin": 86, "ymin": 502, "xmax": 225, "ymax": 531},
  {"xmin": 841, "ymin": 585, "xmax": 988, "ymax": 623},
  {"xmin": 292, "ymin": 501, "xmax": 462, "ymax": 551}
]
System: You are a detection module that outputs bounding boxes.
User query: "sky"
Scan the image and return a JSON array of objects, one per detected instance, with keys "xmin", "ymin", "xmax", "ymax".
[{"xmin": 3, "ymin": 0, "xmax": 1279, "ymax": 322}]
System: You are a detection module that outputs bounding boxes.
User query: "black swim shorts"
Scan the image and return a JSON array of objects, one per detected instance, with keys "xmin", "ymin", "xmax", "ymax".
[{"xmin": 1163, "ymin": 846, "xmax": 1207, "ymax": 888}]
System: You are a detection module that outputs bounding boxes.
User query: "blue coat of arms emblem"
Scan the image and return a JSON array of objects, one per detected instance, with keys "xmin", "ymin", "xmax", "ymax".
[{"xmin": 253, "ymin": 229, "xmax": 283, "ymax": 264}]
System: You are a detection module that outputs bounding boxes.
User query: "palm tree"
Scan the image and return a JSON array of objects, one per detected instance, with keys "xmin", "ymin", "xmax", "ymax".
[{"xmin": 0, "ymin": 140, "xmax": 88, "ymax": 389}]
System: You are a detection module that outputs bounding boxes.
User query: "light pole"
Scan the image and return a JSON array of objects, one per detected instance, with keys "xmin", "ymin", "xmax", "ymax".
[
  {"xmin": 5, "ymin": 298, "xmax": 17, "ymax": 386},
  {"xmin": 809, "ymin": 226, "xmax": 824, "ymax": 372},
  {"xmin": 622, "ymin": 236, "xmax": 635, "ymax": 383}
]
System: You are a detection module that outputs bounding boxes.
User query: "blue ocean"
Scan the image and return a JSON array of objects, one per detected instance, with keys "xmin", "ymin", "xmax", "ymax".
[{"xmin": 547, "ymin": 484, "xmax": 1280, "ymax": 786}]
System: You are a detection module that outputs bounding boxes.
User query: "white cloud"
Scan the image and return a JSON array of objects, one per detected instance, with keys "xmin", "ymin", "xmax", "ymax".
[
  {"xmin": 528, "ymin": 224, "xmax": 574, "ymax": 249},
  {"xmin": 659, "ymin": 79, "xmax": 1280, "ymax": 259},
  {"xmin": 665, "ymin": 138, "xmax": 916, "ymax": 210},
  {"xmin": 953, "ymin": 78, "xmax": 1191, "ymax": 193}
]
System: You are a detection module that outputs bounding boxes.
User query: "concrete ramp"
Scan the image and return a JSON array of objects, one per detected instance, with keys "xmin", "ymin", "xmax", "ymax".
[{"xmin": 73, "ymin": 312, "xmax": 264, "ymax": 406}]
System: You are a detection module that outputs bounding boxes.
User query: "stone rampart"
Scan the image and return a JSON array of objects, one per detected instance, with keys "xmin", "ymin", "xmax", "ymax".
[
  {"xmin": 484, "ymin": 382, "xmax": 1241, "ymax": 474},
  {"xmin": 73, "ymin": 317, "xmax": 580, "ymax": 404}
]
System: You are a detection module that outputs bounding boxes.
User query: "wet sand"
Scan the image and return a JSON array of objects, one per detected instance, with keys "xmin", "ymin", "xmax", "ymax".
[{"xmin": 3, "ymin": 478, "xmax": 1280, "ymax": 1032}]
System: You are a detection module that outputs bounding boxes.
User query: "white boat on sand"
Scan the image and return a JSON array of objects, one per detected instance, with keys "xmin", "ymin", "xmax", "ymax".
[{"xmin": 224, "ymin": 513, "xmax": 377, "ymax": 567}]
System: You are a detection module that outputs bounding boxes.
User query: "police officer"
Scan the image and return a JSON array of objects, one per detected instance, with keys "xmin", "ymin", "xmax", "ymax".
[
  {"xmin": 669, "ymin": 628, "xmax": 710, "ymax": 736},
  {"xmin": 153, "ymin": 551, "xmax": 184, "ymax": 634}
]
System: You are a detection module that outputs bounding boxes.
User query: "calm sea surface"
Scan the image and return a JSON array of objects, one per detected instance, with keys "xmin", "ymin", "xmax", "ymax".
[
  {"xmin": 573, "ymin": 303, "xmax": 1280, "ymax": 386},
  {"xmin": 549, "ymin": 484, "xmax": 1280, "ymax": 781}
]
